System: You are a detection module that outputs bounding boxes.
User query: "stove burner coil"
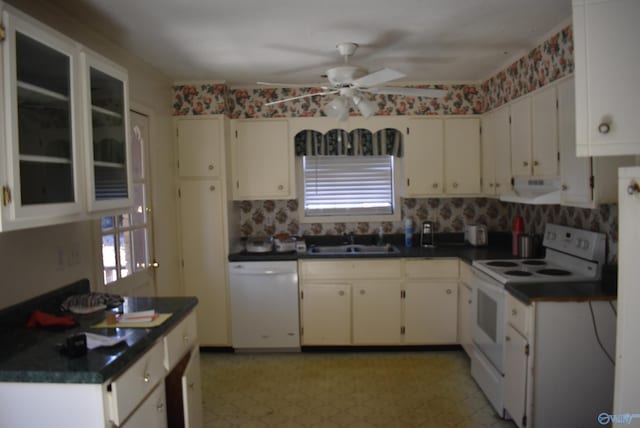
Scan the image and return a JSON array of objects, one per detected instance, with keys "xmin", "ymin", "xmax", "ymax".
[
  {"xmin": 486, "ymin": 261, "xmax": 519, "ymax": 267},
  {"xmin": 504, "ymin": 270, "xmax": 533, "ymax": 276},
  {"xmin": 521, "ymin": 260, "xmax": 547, "ymax": 266}
]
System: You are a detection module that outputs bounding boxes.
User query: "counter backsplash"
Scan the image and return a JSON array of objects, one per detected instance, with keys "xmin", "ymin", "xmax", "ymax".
[{"xmin": 237, "ymin": 198, "xmax": 618, "ymax": 264}]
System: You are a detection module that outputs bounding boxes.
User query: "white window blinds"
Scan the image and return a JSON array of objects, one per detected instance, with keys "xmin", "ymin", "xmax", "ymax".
[{"xmin": 303, "ymin": 155, "xmax": 395, "ymax": 216}]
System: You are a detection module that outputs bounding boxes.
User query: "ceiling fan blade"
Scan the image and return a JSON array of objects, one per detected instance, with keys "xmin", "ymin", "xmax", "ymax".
[
  {"xmin": 257, "ymin": 81, "xmax": 331, "ymax": 89},
  {"xmin": 265, "ymin": 90, "xmax": 339, "ymax": 106},
  {"xmin": 365, "ymin": 86, "xmax": 447, "ymax": 98},
  {"xmin": 351, "ymin": 68, "xmax": 406, "ymax": 88}
]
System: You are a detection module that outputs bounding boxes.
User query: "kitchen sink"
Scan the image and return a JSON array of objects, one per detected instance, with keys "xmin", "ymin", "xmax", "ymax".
[{"xmin": 307, "ymin": 244, "xmax": 400, "ymax": 255}]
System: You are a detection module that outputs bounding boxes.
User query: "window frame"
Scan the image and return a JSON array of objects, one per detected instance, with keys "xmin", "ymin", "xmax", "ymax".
[{"xmin": 297, "ymin": 155, "xmax": 402, "ymax": 224}]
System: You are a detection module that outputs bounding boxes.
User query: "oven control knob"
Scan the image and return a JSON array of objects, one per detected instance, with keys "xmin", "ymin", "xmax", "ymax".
[
  {"xmin": 580, "ymin": 239, "xmax": 589, "ymax": 249},
  {"xmin": 547, "ymin": 231, "xmax": 556, "ymax": 240}
]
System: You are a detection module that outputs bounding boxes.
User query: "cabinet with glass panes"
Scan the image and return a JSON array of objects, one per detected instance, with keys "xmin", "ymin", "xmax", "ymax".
[
  {"xmin": 0, "ymin": 7, "xmax": 84, "ymax": 231},
  {"xmin": 81, "ymin": 50, "xmax": 132, "ymax": 211}
]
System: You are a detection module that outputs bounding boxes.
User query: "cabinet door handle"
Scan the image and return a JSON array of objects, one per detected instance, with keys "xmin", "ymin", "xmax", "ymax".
[
  {"xmin": 468, "ymin": 299, "xmax": 472, "ymax": 304},
  {"xmin": 157, "ymin": 402, "xmax": 165, "ymax": 412},
  {"xmin": 143, "ymin": 372, "xmax": 151, "ymax": 383},
  {"xmin": 534, "ymin": 160, "xmax": 539, "ymax": 166},
  {"xmin": 209, "ymin": 185, "xmax": 216, "ymax": 191},
  {"xmin": 598, "ymin": 122, "xmax": 610, "ymax": 134},
  {"xmin": 208, "ymin": 164, "xmax": 214, "ymax": 170},
  {"xmin": 188, "ymin": 381, "xmax": 195, "ymax": 389},
  {"xmin": 360, "ymin": 289, "xmax": 366, "ymax": 295},
  {"xmin": 452, "ymin": 182, "xmax": 458, "ymax": 189},
  {"xmin": 183, "ymin": 335, "xmax": 190, "ymax": 343},
  {"xmin": 512, "ymin": 309, "xmax": 517, "ymax": 316},
  {"xmin": 523, "ymin": 161, "xmax": 529, "ymax": 167},
  {"xmin": 278, "ymin": 184, "xmax": 284, "ymax": 190},
  {"xmin": 432, "ymin": 182, "xmax": 439, "ymax": 189},
  {"xmin": 505, "ymin": 336, "xmax": 511, "ymax": 342},
  {"xmin": 489, "ymin": 183, "xmax": 494, "ymax": 188},
  {"xmin": 446, "ymin": 289, "xmax": 452, "ymax": 295},
  {"xmin": 561, "ymin": 184, "xmax": 568, "ymax": 191},
  {"xmin": 495, "ymin": 183, "xmax": 501, "ymax": 188},
  {"xmin": 338, "ymin": 290, "xmax": 345, "ymax": 296}
]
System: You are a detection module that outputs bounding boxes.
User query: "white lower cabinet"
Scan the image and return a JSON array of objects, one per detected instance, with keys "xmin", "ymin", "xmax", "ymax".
[
  {"xmin": 301, "ymin": 283, "xmax": 351, "ymax": 345},
  {"xmin": 182, "ymin": 349, "xmax": 203, "ymax": 428},
  {"xmin": 353, "ymin": 280, "xmax": 402, "ymax": 345},
  {"xmin": 299, "ymin": 259, "xmax": 459, "ymax": 346},
  {"xmin": 457, "ymin": 262, "xmax": 473, "ymax": 356},
  {"xmin": 122, "ymin": 382, "xmax": 168, "ymax": 428},
  {"xmin": 503, "ymin": 295, "xmax": 616, "ymax": 428}
]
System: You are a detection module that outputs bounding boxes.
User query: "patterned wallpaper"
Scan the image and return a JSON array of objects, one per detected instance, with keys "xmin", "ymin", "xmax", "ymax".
[
  {"xmin": 237, "ymin": 198, "xmax": 510, "ymax": 237},
  {"xmin": 481, "ymin": 25, "xmax": 573, "ymax": 112}
]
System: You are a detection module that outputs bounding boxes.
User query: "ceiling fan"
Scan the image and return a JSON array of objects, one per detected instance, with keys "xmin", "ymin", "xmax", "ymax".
[{"xmin": 258, "ymin": 42, "xmax": 447, "ymax": 121}]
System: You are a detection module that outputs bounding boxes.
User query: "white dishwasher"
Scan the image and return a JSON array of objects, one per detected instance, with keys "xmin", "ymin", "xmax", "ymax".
[{"xmin": 228, "ymin": 261, "xmax": 300, "ymax": 350}]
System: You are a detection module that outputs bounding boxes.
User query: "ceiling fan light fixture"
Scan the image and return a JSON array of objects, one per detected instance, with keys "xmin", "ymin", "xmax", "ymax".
[
  {"xmin": 324, "ymin": 96, "xmax": 350, "ymax": 122},
  {"xmin": 353, "ymin": 96, "xmax": 376, "ymax": 119}
]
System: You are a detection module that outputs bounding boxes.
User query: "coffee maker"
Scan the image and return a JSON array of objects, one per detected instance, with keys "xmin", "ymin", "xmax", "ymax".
[{"xmin": 420, "ymin": 221, "xmax": 435, "ymax": 247}]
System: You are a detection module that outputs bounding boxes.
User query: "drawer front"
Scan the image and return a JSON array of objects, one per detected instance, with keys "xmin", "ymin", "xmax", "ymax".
[
  {"xmin": 165, "ymin": 311, "xmax": 198, "ymax": 371},
  {"xmin": 110, "ymin": 341, "xmax": 166, "ymax": 425},
  {"xmin": 459, "ymin": 260, "xmax": 473, "ymax": 285},
  {"xmin": 507, "ymin": 294, "xmax": 530, "ymax": 336},
  {"xmin": 405, "ymin": 259, "xmax": 459, "ymax": 279},
  {"xmin": 121, "ymin": 381, "xmax": 167, "ymax": 428},
  {"xmin": 300, "ymin": 260, "xmax": 402, "ymax": 279}
]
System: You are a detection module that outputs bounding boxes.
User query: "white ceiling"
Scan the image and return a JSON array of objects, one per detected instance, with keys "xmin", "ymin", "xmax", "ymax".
[{"xmin": 49, "ymin": 0, "xmax": 572, "ymax": 86}]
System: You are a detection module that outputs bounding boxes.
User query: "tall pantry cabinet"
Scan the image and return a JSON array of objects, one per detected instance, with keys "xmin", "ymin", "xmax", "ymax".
[{"xmin": 175, "ymin": 116, "xmax": 232, "ymax": 346}]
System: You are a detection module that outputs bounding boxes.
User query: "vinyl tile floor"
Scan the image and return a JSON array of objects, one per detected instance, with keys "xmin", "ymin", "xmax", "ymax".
[{"xmin": 199, "ymin": 350, "xmax": 517, "ymax": 428}]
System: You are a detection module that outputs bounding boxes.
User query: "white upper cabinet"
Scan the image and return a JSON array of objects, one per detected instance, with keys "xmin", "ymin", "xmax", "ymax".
[
  {"xmin": 481, "ymin": 106, "xmax": 512, "ymax": 196},
  {"xmin": 510, "ymin": 88, "xmax": 558, "ymax": 178},
  {"xmin": 0, "ymin": 7, "xmax": 84, "ymax": 231},
  {"xmin": 444, "ymin": 117, "xmax": 481, "ymax": 195},
  {"xmin": 573, "ymin": 0, "xmax": 640, "ymax": 156},
  {"xmin": 231, "ymin": 119, "xmax": 293, "ymax": 200},
  {"xmin": 405, "ymin": 118, "xmax": 444, "ymax": 196},
  {"xmin": 558, "ymin": 76, "xmax": 636, "ymax": 208},
  {"xmin": 176, "ymin": 117, "xmax": 223, "ymax": 178},
  {"xmin": 405, "ymin": 117, "xmax": 481, "ymax": 197},
  {"xmin": 81, "ymin": 49, "xmax": 132, "ymax": 212}
]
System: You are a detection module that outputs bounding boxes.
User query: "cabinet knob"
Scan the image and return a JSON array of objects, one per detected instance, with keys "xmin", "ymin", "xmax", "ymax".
[
  {"xmin": 598, "ymin": 122, "xmax": 610, "ymax": 134},
  {"xmin": 143, "ymin": 372, "xmax": 151, "ymax": 383},
  {"xmin": 506, "ymin": 336, "xmax": 511, "ymax": 342},
  {"xmin": 523, "ymin": 161, "xmax": 529, "ymax": 167},
  {"xmin": 512, "ymin": 309, "xmax": 517, "ymax": 316},
  {"xmin": 468, "ymin": 299, "xmax": 472, "ymax": 304},
  {"xmin": 534, "ymin": 160, "xmax": 539, "ymax": 166},
  {"xmin": 489, "ymin": 183, "xmax": 494, "ymax": 188},
  {"xmin": 452, "ymin": 182, "xmax": 458, "ymax": 189},
  {"xmin": 495, "ymin": 183, "xmax": 501, "ymax": 188},
  {"xmin": 156, "ymin": 402, "xmax": 165, "ymax": 412},
  {"xmin": 561, "ymin": 184, "xmax": 568, "ymax": 191},
  {"xmin": 338, "ymin": 290, "xmax": 345, "ymax": 296},
  {"xmin": 183, "ymin": 335, "xmax": 190, "ymax": 343},
  {"xmin": 210, "ymin": 185, "xmax": 216, "ymax": 191},
  {"xmin": 627, "ymin": 181, "xmax": 640, "ymax": 195},
  {"xmin": 446, "ymin": 289, "xmax": 452, "ymax": 295},
  {"xmin": 360, "ymin": 289, "xmax": 366, "ymax": 295},
  {"xmin": 208, "ymin": 164, "xmax": 214, "ymax": 170},
  {"xmin": 188, "ymin": 381, "xmax": 195, "ymax": 390},
  {"xmin": 278, "ymin": 184, "xmax": 284, "ymax": 190},
  {"xmin": 432, "ymin": 183, "xmax": 439, "ymax": 189}
]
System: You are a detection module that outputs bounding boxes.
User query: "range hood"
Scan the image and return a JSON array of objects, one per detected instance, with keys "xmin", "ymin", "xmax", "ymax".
[{"xmin": 499, "ymin": 177, "xmax": 561, "ymax": 205}]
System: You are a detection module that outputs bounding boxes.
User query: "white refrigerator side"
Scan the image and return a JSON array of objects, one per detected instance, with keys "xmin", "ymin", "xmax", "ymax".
[{"xmin": 614, "ymin": 166, "xmax": 640, "ymax": 422}]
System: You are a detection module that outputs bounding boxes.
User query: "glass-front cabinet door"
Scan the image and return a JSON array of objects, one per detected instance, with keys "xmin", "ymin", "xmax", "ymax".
[
  {"xmin": 81, "ymin": 50, "xmax": 132, "ymax": 211},
  {"xmin": 1, "ymin": 9, "xmax": 83, "ymax": 227}
]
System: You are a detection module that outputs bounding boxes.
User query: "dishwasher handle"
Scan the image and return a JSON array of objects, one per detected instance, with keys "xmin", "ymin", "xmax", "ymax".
[{"xmin": 230, "ymin": 264, "xmax": 296, "ymax": 276}]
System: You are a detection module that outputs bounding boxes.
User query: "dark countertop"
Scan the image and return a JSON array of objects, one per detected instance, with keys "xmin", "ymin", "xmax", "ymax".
[
  {"xmin": 229, "ymin": 232, "xmax": 617, "ymax": 303},
  {"xmin": 506, "ymin": 267, "xmax": 618, "ymax": 305},
  {"xmin": 0, "ymin": 279, "xmax": 197, "ymax": 384}
]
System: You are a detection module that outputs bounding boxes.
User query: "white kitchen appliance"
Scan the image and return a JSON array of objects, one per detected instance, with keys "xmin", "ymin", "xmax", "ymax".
[
  {"xmin": 464, "ymin": 224, "xmax": 488, "ymax": 246},
  {"xmin": 228, "ymin": 261, "xmax": 300, "ymax": 350},
  {"xmin": 470, "ymin": 223, "xmax": 606, "ymax": 416},
  {"xmin": 245, "ymin": 238, "xmax": 273, "ymax": 253}
]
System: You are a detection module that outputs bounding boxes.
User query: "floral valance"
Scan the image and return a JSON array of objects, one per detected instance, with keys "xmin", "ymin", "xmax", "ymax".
[{"xmin": 294, "ymin": 128, "xmax": 403, "ymax": 157}]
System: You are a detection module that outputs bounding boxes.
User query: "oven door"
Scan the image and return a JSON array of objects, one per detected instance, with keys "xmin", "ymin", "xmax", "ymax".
[{"xmin": 471, "ymin": 267, "xmax": 506, "ymax": 374}]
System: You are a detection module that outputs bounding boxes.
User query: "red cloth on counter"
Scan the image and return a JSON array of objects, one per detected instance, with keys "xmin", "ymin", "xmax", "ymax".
[{"xmin": 26, "ymin": 310, "xmax": 76, "ymax": 328}]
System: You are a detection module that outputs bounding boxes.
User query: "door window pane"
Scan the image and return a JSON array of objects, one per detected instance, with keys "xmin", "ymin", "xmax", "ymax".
[
  {"xmin": 119, "ymin": 232, "xmax": 132, "ymax": 279},
  {"xmin": 102, "ymin": 234, "xmax": 117, "ymax": 284},
  {"xmin": 132, "ymin": 184, "xmax": 145, "ymax": 226}
]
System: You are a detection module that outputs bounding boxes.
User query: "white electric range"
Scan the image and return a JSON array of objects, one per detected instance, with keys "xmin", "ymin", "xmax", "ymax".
[{"xmin": 469, "ymin": 223, "xmax": 607, "ymax": 417}]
